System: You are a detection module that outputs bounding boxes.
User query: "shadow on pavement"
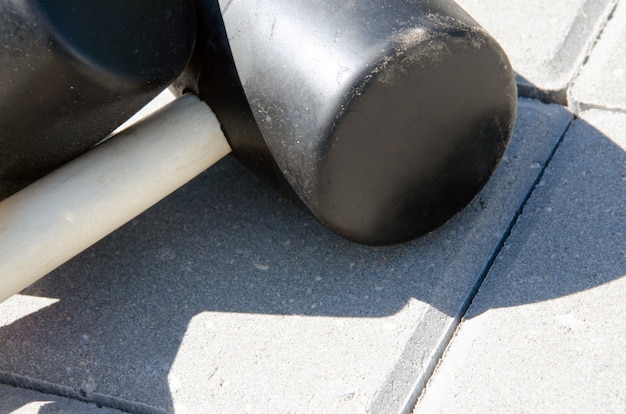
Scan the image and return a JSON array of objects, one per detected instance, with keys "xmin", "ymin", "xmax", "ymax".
[
  {"xmin": 464, "ymin": 110, "xmax": 626, "ymax": 316},
  {"xmin": 0, "ymin": 102, "xmax": 623, "ymax": 412}
]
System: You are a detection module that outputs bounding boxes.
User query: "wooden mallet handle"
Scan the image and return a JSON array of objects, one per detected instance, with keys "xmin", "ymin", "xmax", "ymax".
[{"xmin": 0, "ymin": 94, "xmax": 231, "ymax": 303}]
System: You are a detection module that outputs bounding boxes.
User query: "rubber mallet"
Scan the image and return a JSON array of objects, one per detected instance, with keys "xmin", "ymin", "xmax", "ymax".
[
  {"xmin": 0, "ymin": 1, "xmax": 516, "ymax": 301},
  {"xmin": 173, "ymin": 0, "xmax": 517, "ymax": 245}
]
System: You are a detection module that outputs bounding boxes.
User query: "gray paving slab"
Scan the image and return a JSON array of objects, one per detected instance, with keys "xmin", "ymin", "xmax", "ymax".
[
  {"xmin": 456, "ymin": 0, "xmax": 617, "ymax": 102},
  {"xmin": 415, "ymin": 109, "xmax": 626, "ymax": 413},
  {"xmin": 569, "ymin": 0, "xmax": 626, "ymax": 112},
  {"xmin": 0, "ymin": 99, "xmax": 571, "ymax": 414},
  {"xmin": 0, "ymin": 383, "xmax": 127, "ymax": 414}
]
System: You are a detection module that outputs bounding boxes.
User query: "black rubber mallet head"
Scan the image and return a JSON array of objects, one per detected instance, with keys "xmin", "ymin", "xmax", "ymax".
[
  {"xmin": 174, "ymin": 0, "xmax": 517, "ymax": 245},
  {"xmin": 0, "ymin": 0, "xmax": 516, "ymax": 301},
  {"xmin": 0, "ymin": 0, "xmax": 196, "ymax": 197},
  {"xmin": 0, "ymin": 0, "xmax": 516, "ymax": 244}
]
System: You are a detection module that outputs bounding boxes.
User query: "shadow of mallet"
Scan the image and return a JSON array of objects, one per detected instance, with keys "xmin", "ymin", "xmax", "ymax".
[{"xmin": 0, "ymin": 0, "xmax": 516, "ymax": 302}]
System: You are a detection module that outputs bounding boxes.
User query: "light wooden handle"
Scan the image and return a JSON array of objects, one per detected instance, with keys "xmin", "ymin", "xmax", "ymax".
[{"xmin": 0, "ymin": 94, "xmax": 231, "ymax": 303}]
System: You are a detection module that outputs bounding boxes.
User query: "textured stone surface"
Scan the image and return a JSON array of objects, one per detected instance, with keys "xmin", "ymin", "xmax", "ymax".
[
  {"xmin": 0, "ymin": 384, "xmax": 127, "ymax": 414},
  {"xmin": 0, "ymin": 99, "xmax": 571, "ymax": 413},
  {"xmin": 456, "ymin": 0, "xmax": 617, "ymax": 101},
  {"xmin": 569, "ymin": 0, "xmax": 626, "ymax": 112},
  {"xmin": 416, "ymin": 109, "xmax": 626, "ymax": 413}
]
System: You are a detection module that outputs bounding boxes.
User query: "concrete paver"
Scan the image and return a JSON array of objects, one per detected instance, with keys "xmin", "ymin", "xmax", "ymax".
[
  {"xmin": 569, "ymin": 0, "xmax": 626, "ymax": 112},
  {"xmin": 415, "ymin": 109, "xmax": 626, "ymax": 413},
  {"xmin": 456, "ymin": 0, "xmax": 617, "ymax": 102},
  {"xmin": 0, "ymin": 99, "xmax": 571, "ymax": 413}
]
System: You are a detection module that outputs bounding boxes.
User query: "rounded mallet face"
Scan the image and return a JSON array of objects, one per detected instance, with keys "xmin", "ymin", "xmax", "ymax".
[
  {"xmin": 177, "ymin": 0, "xmax": 517, "ymax": 245},
  {"xmin": 0, "ymin": 0, "xmax": 196, "ymax": 197}
]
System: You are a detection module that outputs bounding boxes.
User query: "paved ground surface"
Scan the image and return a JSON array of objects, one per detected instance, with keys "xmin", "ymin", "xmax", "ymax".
[{"xmin": 1, "ymin": 1, "xmax": 624, "ymax": 413}]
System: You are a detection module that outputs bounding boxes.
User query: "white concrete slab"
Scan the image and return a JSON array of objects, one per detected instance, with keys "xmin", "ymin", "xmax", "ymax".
[
  {"xmin": 569, "ymin": 0, "xmax": 626, "ymax": 112},
  {"xmin": 415, "ymin": 109, "xmax": 626, "ymax": 413},
  {"xmin": 456, "ymin": 0, "xmax": 617, "ymax": 102},
  {"xmin": 0, "ymin": 99, "xmax": 572, "ymax": 414}
]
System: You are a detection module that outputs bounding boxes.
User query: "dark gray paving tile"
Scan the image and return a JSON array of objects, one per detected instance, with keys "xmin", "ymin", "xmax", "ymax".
[
  {"xmin": 416, "ymin": 109, "xmax": 626, "ymax": 413},
  {"xmin": 0, "ymin": 99, "xmax": 572, "ymax": 413}
]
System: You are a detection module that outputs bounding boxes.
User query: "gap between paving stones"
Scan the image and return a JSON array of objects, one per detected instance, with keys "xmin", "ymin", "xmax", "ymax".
[
  {"xmin": 0, "ymin": 371, "xmax": 163, "ymax": 414},
  {"xmin": 412, "ymin": 18, "xmax": 626, "ymax": 405},
  {"xmin": 411, "ymin": 5, "xmax": 625, "ymax": 407},
  {"xmin": 559, "ymin": 0, "xmax": 618, "ymax": 106},
  {"xmin": 400, "ymin": 113, "xmax": 577, "ymax": 414},
  {"xmin": 567, "ymin": 1, "xmax": 621, "ymax": 113},
  {"xmin": 454, "ymin": 116, "xmax": 577, "ymax": 328},
  {"xmin": 571, "ymin": 104, "xmax": 626, "ymax": 115},
  {"xmin": 515, "ymin": 0, "xmax": 619, "ymax": 107}
]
